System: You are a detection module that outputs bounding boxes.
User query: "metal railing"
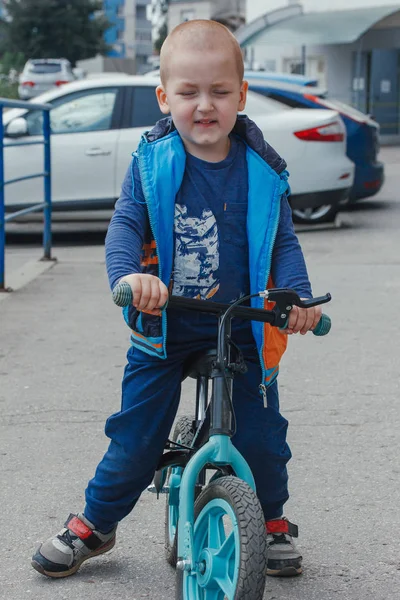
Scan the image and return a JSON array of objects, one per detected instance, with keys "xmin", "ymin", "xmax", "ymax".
[{"xmin": 0, "ymin": 97, "xmax": 52, "ymax": 291}]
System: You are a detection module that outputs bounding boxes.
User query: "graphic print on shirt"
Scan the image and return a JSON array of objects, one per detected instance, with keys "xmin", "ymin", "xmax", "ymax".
[{"xmin": 172, "ymin": 204, "xmax": 220, "ymax": 299}]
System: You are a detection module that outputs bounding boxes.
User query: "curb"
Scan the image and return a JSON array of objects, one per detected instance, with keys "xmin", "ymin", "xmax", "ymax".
[{"xmin": 0, "ymin": 258, "xmax": 57, "ymax": 301}]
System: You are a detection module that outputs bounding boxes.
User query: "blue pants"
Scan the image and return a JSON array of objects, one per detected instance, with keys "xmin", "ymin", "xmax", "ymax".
[{"xmin": 84, "ymin": 315, "xmax": 291, "ymax": 532}]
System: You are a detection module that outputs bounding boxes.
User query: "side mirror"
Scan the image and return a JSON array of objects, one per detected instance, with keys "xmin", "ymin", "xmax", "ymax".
[{"xmin": 6, "ymin": 117, "xmax": 28, "ymax": 137}]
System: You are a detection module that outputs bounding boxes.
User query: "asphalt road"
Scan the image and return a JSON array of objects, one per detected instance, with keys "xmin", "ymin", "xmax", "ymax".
[{"xmin": 1, "ymin": 147, "xmax": 400, "ymax": 599}]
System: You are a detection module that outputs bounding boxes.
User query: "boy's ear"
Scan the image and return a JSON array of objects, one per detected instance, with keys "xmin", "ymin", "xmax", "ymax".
[
  {"xmin": 238, "ymin": 80, "xmax": 248, "ymax": 112},
  {"xmin": 156, "ymin": 85, "xmax": 171, "ymax": 114}
]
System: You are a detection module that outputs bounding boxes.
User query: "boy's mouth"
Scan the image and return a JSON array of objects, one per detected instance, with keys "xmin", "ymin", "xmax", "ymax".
[{"xmin": 195, "ymin": 119, "xmax": 217, "ymax": 126}]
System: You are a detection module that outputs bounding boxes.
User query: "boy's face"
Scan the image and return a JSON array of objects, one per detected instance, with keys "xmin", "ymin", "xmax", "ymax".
[{"xmin": 156, "ymin": 47, "xmax": 248, "ymax": 162}]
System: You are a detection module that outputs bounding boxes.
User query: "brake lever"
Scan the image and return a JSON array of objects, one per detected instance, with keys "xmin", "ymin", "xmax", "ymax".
[
  {"xmin": 298, "ymin": 294, "xmax": 332, "ymax": 309},
  {"xmin": 259, "ymin": 288, "xmax": 332, "ymax": 328}
]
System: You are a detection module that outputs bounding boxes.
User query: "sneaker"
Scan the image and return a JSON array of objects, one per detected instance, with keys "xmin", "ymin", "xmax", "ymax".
[
  {"xmin": 266, "ymin": 517, "xmax": 302, "ymax": 577},
  {"xmin": 31, "ymin": 513, "xmax": 116, "ymax": 578}
]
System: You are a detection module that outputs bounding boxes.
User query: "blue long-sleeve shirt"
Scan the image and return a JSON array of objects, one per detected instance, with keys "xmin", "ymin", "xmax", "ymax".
[{"xmin": 105, "ymin": 146, "xmax": 312, "ymax": 301}]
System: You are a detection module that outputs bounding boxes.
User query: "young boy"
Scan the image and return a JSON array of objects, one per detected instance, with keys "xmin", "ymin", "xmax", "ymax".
[{"xmin": 31, "ymin": 20, "xmax": 321, "ymax": 580}]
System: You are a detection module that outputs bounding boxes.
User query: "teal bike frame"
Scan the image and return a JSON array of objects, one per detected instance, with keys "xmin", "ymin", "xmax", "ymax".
[{"xmin": 167, "ymin": 301, "xmax": 262, "ymax": 573}]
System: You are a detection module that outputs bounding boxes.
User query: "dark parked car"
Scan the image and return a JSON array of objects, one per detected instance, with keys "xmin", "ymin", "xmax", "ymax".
[{"xmin": 247, "ymin": 78, "xmax": 384, "ymax": 205}]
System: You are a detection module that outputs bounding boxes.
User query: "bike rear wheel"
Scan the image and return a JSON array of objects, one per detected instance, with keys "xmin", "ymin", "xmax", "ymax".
[{"xmin": 176, "ymin": 476, "xmax": 267, "ymax": 600}]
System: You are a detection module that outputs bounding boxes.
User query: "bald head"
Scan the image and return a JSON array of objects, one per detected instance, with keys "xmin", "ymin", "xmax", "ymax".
[{"xmin": 160, "ymin": 20, "xmax": 244, "ymax": 86}]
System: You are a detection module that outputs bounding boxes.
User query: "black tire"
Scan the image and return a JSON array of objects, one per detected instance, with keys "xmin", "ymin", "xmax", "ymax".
[
  {"xmin": 165, "ymin": 415, "xmax": 195, "ymax": 567},
  {"xmin": 176, "ymin": 476, "xmax": 267, "ymax": 600},
  {"xmin": 291, "ymin": 203, "xmax": 338, "ymax": 225}
]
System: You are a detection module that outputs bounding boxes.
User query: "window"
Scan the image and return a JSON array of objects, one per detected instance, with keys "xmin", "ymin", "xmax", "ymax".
[
  {"xmin": 243, "ymin": 91, "xmax": 290, "ymax": 116},
  {"xmin": 28, "ymin": 62, "xmax": 62, "ymax": 74},
  {"xmin": 263, "ymin": 91, "xmax": 305, "ymax": 109},
  {"xmin": 25, "ymin": 88, "xmax": 119, "ymax": 136},
  {"xmin": 283, "ymin": 56, "xmax": 326, "ymax": 88},
  {"xmin": 264, "ymin": 60, "xmax": 277, "ymax": 72},
  {"xmin": 131, "ymin": 87, "xmax": 164, "ymax": 127},
  {"xmin": 287, "ymin": 61, "xmax": 305, "ymax": 76},
  {"xmin": 180, "ymin": 9, "xmax": 195, "ymax": 22},
  {"xmin": 136, "ymin": 30, "xmax": 151, "ymax": 41}
]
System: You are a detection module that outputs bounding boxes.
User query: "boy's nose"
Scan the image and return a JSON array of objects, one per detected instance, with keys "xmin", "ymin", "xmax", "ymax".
[{"xmin": 197, "ymin": 95, "xmax": 214, "ymax": 112}]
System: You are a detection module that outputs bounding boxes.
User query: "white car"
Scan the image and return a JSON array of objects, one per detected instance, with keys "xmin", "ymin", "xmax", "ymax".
[
  {"xmin": 18, "ymin": 58, "xmax": 76, "ymax": 100},
  {"xmin": 3, "ymin": 75, "xmax": 354, "ymax": 224}
]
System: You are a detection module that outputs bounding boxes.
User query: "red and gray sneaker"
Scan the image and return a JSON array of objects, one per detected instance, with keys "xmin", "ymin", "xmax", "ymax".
[
  {"xmin": 31, "ymin": 513, "xmax": 116, "ymax": 578},
  {"xmin": 266, "ymin": 517, "xmax": 302, "ymax": 577}
]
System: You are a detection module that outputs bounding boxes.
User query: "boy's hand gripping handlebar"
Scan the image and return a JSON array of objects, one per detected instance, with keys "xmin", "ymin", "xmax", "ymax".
[{"xmin": 112, "ymin": 281, "xmax": 332, "ymax": 336}]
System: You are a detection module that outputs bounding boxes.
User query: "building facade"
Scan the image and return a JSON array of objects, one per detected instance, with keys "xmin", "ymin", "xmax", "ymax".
[
  {"xmin": 168, "ymin": 0, "xmax": 246, "ymax": 33},
  {"xmin": 238, "ymin": 2, "xmax": 400, "ymax": 140},
  {"xmin": 247, "ymin": 0, "xmax": 400, "ymax": 22},
  {"xmin": 103, "ymin": 0, "xmax": 153, "ymax": 71}
]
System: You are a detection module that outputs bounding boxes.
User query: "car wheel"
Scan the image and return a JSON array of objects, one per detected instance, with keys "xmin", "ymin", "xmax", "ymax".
[{"xmin": 291, "ymin": 203, "xmax": 338, "ymax": 225}]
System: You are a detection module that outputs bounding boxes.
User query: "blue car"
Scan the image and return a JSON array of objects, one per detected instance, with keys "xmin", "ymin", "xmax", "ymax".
[
  {"xmin": 244, "ymin": 70, "xmax": 318, "ymax": 87},
  {"xmin": 247, "ymin": 78, "xmax": 384, "ymax": 203}
]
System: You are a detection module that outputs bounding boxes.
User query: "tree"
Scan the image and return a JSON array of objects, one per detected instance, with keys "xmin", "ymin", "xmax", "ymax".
[
  {"xmin": 154, "ymin": 21, "xmax": 167, "ymax": 54},
  {"xmin": 152, "ymin": 0, "xmax": 169, "ymax": 54},
  {"xmin": 0, "ymin": 50, "xmax": 25, "ymax": 74},
  {"xmin": 0, "ymin": 0, "xmax": 111, "ymax": 67}
]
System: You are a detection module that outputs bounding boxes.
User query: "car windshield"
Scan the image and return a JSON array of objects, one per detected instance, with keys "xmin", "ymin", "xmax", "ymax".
[
  {"xmin": 28, "ymin": 63, "xmax": 62, "ymax": 74},
  {"xmin": 243, "ymin": 91, "xmax": 291, "ymax": 116}
]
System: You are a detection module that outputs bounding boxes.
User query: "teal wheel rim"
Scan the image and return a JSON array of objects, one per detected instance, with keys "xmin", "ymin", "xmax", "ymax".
[{"xmin": 183, "ymin": 498, "xmax": 240, "ymax": 599}]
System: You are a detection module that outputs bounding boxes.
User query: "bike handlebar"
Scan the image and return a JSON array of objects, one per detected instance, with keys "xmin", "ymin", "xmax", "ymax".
[{"xmin": 112, "ymin": 281, "xmax": 331, "ymax": 336}]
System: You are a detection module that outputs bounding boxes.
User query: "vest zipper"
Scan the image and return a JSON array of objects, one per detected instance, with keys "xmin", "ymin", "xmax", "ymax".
[
  {"xmin": 259, "ymin": 384, "xmax": 268, "ymax": 408},
  {"xmin": 137, "ymin": 144, "xmax": 167, "ymax": 356},
  {"xmin": 258, "ymin": 178, "xmax": 281, "ymax": 404}
]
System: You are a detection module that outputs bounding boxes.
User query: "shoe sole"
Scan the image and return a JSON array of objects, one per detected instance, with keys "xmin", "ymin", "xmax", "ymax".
[
  {"xmin": 31, "ymin": 536, "xmax": 116, "ymax": 578},
  {"xmin": 267, "ymin": 565, "xmax": 302, "ymax": 577}
]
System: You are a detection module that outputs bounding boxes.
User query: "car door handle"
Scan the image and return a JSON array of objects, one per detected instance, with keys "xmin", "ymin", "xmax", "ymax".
[{"xmin": 85, "ymin": 147, "xmax": 111, "ymax": 156}]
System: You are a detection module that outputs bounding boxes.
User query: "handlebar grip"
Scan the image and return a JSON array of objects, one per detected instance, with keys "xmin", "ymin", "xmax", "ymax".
[
  {"xmin": 313, "ymin": 313, "xmax": 331, "ymax": 336},
  {"xmin": 112, "ymin": 281, "xmax": 133, "ymax": 307}
]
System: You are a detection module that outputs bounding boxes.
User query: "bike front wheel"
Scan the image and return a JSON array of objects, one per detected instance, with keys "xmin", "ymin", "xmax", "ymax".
[{"xmin": 176, "ymin": 476, "xmax": 267, "ymax": 600}]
